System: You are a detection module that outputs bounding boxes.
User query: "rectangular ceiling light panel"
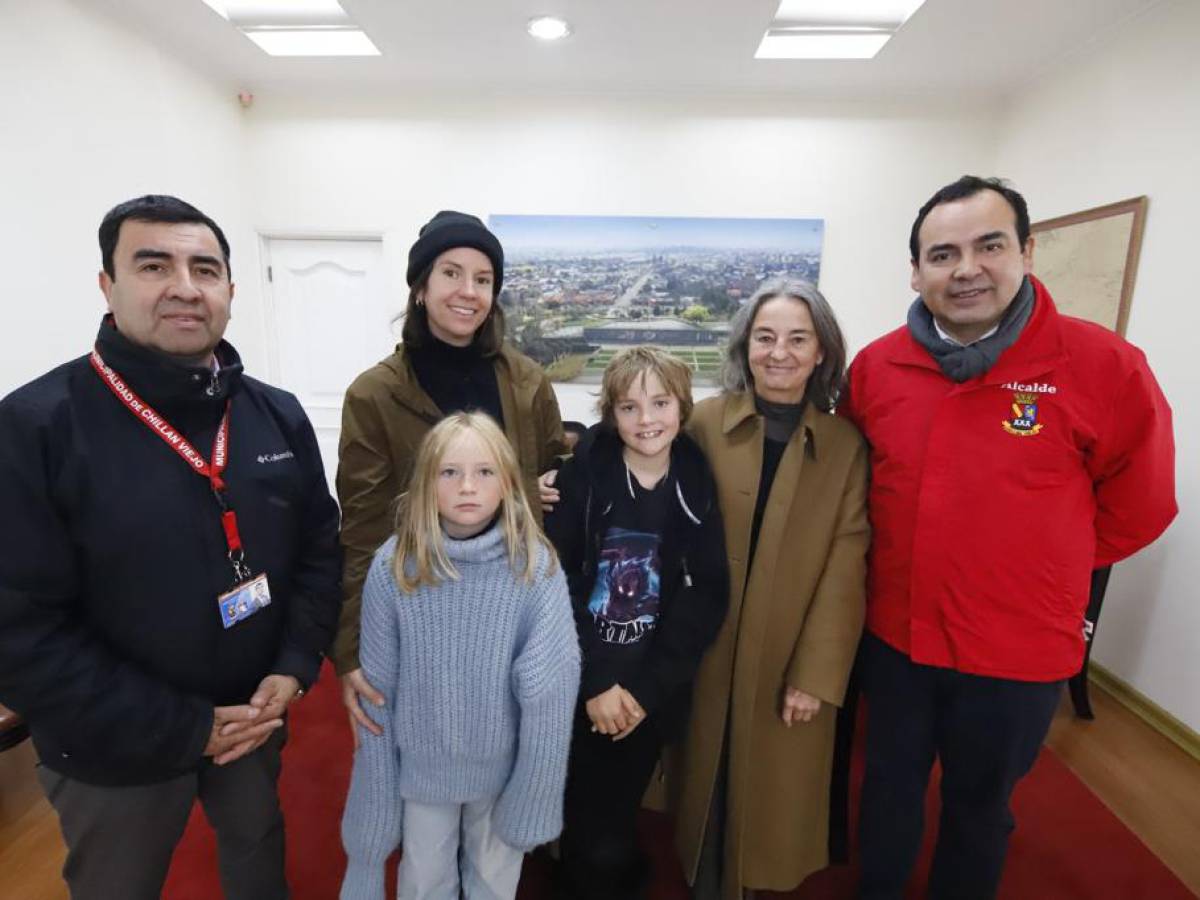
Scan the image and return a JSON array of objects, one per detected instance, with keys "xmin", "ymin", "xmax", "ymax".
[
  {"xmin": 756, "ymin": 0, "xmax": 926, "ymax": 59},
  {"xmin": 755, "ymin": 31, "xmax": 892, "ymax": 60},
  {"xmin": 771, "ymin": 0, "xmax": 926, "ymax": 28},
  {"xmin": 200, "ymin": 0, "xmax": 349, "ymax": 25},
  {"xmin": 243, "ymin": 28, "xmax": 380, "ymax": 56}
]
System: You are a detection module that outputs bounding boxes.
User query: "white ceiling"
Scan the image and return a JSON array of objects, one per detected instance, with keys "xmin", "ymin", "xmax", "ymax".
[{"xmin": 84, "ymin": 0, "xmax": 1164, "ymax": 101}]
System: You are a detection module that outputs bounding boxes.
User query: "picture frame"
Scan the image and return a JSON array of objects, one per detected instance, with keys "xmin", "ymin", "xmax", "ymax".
[{"xmin": 1031, "ymin": 196, "xmax": 1148, "ymax": 336}]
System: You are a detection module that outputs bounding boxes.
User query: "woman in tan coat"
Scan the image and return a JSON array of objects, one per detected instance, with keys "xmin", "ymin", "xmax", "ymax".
[
  {"xmin": 333, "ymin": 211, "xmax": 566, "ymax": 738},
  {"xmin": 670, "ymin": 278, "xmax": 869, "ymax": 900}
]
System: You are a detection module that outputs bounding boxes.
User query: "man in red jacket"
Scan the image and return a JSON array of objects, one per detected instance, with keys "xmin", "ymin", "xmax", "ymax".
[{"xmin": 843, "ymin": 176, "xmax": 1176, "ymax": 899}]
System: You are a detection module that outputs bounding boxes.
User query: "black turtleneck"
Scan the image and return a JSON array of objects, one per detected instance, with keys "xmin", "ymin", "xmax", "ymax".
[
  {"xmin": 747, "ymin": 394, "xmax": 807, "ymax": 573},
  {"xmin": 407, "ymin": 337, "xmax": 505, "ymax": 427}
]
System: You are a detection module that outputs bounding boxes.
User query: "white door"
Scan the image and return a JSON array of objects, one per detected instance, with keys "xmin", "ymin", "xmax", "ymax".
[{"xmin": 261, "ymin": 238, "xmax": 397, "ymax": 491}]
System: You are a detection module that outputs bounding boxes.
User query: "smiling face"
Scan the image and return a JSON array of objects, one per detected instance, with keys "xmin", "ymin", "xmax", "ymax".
[
  {"xmin": 911, "ymin": 189, "xmax": 1035, "ymax": 344},
  {"xmin": 99, "ymin": 219, "xmax": 233, "ymax": 365},
  {"xmin": 435, "ymin": 429, "xmax": 504, "ymax": 539},
  {"xmin": 613, "ymin": 370, "xmax": 682, "ymax": 470},
  {"xmin": 418, "ymin": 247, "xmax": 495, "ymax": 347},
  {"xmin": 747, "ymin": 296, "xmax": 824, "ymax": 404}
]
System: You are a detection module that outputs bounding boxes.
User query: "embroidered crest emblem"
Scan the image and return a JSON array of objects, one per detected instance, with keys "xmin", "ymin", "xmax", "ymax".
[{"xmin": 1002, "ymin": 392, "xmax": 1043, "ymax": 436}]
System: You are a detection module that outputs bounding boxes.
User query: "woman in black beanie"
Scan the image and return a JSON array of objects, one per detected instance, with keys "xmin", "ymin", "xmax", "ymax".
[{"xmin": 332, "ymin": 211, "xmax": 567, "ymax": 738}]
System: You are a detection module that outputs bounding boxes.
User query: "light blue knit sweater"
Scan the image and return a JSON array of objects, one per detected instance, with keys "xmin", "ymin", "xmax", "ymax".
[{"xmin": 339, "ymin": 526, "xmax": 580, "ymax": 900}]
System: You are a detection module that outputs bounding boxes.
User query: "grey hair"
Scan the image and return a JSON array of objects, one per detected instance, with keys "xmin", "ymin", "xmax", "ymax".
[{"xmin": 720, "ymin": 277, "xmax": 847, "ymax": 411}]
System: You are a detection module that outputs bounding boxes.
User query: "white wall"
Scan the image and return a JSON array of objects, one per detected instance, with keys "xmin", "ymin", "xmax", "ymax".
[
  {"xmin": 0, "ymin": 0, "xmax": 259, "ymax": 395},
  {"xmin": 996, "ymin": 0, "xmax": 1199, "ymax": 730},
  {"xmin": 242, "ymin": 94, "xmax": 997, "ymax": 419}
]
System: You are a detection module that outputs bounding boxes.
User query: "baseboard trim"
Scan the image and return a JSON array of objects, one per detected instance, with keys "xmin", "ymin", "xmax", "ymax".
[{"xmin": 1089, "ymin": 663, "xmax": 1200, "ymax": 764}]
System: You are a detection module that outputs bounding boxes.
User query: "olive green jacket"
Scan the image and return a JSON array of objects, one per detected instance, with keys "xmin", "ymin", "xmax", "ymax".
[{"xmin": 331, "ymin": 343, "xmax": 566, "ymax": 673}]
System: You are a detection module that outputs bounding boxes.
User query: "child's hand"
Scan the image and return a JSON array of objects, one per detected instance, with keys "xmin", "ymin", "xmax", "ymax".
[
  {"xmin": 612, "ymin": 689, "xmax": 647, "ymax": 741},
  {"xmin": 586, "ymin": 684, "xmax": 642, "ymax": 736}
]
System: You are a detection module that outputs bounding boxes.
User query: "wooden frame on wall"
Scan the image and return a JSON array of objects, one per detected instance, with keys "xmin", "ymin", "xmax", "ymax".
[{"xmin": 1030, "ymin": 196, "xmax": 1149, "ymax": 336}]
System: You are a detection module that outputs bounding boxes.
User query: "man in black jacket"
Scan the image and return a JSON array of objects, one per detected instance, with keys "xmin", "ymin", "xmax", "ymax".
[{"xmin": 0, "ymin": 195, "xmax": 342, "ymax": 900}]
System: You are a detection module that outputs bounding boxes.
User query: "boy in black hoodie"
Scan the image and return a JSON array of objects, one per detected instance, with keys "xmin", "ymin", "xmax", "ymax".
[{"xmin": 547, "ymin": 346, "xmax": 729, "ymax": 900}]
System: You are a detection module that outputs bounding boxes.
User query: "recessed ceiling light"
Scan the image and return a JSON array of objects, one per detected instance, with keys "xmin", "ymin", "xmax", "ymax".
[
  {"xmin": 527, "ymin": 16, "xmax": 572, "ymax": 41},
  {"xmin": 243, "ymin": 29, "xmax": 380, "ymax": 57},
  {"xmin": 756, "ymin": 29, "xmax": 892, "ymax": 60}
]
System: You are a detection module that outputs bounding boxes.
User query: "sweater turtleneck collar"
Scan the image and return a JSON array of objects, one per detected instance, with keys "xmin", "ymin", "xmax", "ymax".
[
  {"xmin": 94, "ymin": 314, "xmax": 243, "ymax": 409},
  {"xmin": 754, "ymin": 393, "xmax": 806, "ymax": 444},
  {"xmin": 411, "ymin": 335, "xmax": 486, "ymax": 364},
  {"xmin": 442, "ymin": 519, "xmax": 508, "ymax": 564}
]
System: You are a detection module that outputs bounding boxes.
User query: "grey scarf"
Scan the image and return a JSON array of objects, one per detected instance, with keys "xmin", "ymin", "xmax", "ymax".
[{"xmin": 906, "ymin": 277, "xmax": 1034, "ymax": 383}]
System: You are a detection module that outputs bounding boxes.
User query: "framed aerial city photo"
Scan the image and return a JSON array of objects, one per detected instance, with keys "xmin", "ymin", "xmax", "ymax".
[
  {"xmin": 1031, "ymin": 196, "xmax": 1148, "ymax": 336},
  {"xmin": 488, "ymin": 214, "xmax": 825, "ymax": 385}
]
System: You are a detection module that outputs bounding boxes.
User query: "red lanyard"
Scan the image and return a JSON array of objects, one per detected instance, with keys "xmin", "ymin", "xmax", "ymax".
[{"xmin": 90, "ymin": 350, "xmax": 250, "ymax": 581}]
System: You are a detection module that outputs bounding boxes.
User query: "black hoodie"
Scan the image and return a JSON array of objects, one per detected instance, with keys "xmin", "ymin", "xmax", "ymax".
[{"xmin": 545, "ymin": 423, "xmax": 729, "ymax": 740}]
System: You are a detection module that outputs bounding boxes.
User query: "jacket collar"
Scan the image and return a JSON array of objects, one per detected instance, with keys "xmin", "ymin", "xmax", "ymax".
[
  {"xmin": 880, "ymin": 276, "xmax": 1068, "ymax": 385},
  {"xmin": 719, "ymin": 389, "xmax": 821, "ymax": 460},
  {"xmin": 93, "ymin": 315, "xmax": 242, "ymax": 409}
]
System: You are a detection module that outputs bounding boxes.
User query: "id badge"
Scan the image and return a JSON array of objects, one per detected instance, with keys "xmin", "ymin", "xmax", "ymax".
[{"xmin": 217, "ymin": 573, "xmax": 272, "ymax": 629}]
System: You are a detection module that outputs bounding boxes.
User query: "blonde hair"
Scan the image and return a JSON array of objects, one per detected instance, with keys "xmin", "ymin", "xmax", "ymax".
[
  {"xmin": 391, "ymin": 412, "xmax": 556, "ymax": 592},
  {"xmin": 598, "ymin": 345, "xmax": 694, "ymax": 426}
]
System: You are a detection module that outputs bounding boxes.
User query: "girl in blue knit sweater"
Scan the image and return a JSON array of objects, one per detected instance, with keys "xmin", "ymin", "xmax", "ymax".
[{"xmin": 340, "ymin": 412, "xmax": 580, "ymax": 900}]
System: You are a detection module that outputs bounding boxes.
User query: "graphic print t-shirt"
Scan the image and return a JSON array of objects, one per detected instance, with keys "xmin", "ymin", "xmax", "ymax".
[{"xmin": 587, "ymin": 527, "xmax": 662, "ymax": 645}]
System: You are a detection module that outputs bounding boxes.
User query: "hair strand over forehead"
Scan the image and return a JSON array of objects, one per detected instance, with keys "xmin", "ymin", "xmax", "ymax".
[{"xmin": 598, "ymin": 345, "xmax": 694, "ymax": 426}]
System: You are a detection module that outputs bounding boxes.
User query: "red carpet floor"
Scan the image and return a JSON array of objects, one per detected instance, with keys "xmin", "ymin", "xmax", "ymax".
[{"xmin": 163, "ymin": 662, "xmax": 1193, "ymax": 899}]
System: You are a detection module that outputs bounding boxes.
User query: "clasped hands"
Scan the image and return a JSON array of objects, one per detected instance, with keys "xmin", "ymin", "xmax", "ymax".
[
  {"xmin": 586, "ymin": 684, "xmax": 645, "ymax": 741},
  {"xmin": 203, "ymin": 673, "xmax": 302, "ymax": 765}
]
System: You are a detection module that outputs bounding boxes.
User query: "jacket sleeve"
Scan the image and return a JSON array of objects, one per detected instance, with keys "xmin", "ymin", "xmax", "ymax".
[
  {"xmin": 340, "ymin": 548, "xmax": 404, "ymax": 900},
  {"xmin": 0, "ymin": 395, "xmax": 212, "ymax": 771},
  {"xmin": 532, "ymin": 370, "xmax": 568, "ymax": 474},
  {"xmin": 272, "ymin": 399, "xmax": 342, "ymax": 688},
  {"xmin": 785, "ymin": 439, "xmax": 869, "ymax": 707},
  {"xmin": 1090, "ymin": 353, "xmax": 1177, "ymax": 566},
  {"xmin": 626, "ymin": 487, "xmax": 730, "ymax": 716},
  {"xmin": 493, "ymin": 560, "xmax": 581, "ymax": 851},
  {"xmin": 333, "ymin": 381, "xmax": 401, "ymax": 674}
]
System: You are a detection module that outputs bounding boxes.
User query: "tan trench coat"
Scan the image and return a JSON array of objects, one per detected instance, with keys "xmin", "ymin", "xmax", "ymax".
[
  {"xmin": 330, "ymin": 343, "xmax": 565, "ymax": 673},
  {"xmin": 668, "ymin": 391, "xmax": 869, "ymax": 898}
]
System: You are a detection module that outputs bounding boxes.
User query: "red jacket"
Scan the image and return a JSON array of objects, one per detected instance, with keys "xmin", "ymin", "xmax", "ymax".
[{"xmin": 844, "ymin": 278, "xmax": 1176, "ymax": 681}]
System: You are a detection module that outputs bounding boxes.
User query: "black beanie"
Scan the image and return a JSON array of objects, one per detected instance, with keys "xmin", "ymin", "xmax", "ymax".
[{"xmin": 406, "ymin": 211, "xmax": 504, "ymax": 295}]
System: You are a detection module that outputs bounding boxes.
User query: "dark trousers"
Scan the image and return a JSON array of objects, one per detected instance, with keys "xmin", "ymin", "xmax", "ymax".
[
  {"xmin": 857, "ymin": 634, "xmax": 1062, "ymax": 900},
  {"xmin": 37, "ymin": 727, "xmax": 288, "ymax": 900},
  {"xmin": 558, "ymin": 707, "xmax": 661, "ymax": 900}
]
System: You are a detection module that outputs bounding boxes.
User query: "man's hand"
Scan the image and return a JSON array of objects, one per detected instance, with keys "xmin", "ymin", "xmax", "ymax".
[
  {"xmin": 538, "ymin": 470, "xmax": 560, "ymax": 513},
  {"xmin": 205, "ymin": 704, "xmax": 283, "ymax": 766},
  {"xmin": 586, "ymin": 684, "xmax": 644, "ymax": 737},
  {"xmin": 248, "ymin": 674, "xmax": 303, "ymax": 722},
  {"xmin": 341, "ymin": 668, "xmax": 385, "ymax": 750},
  {"xmin": 781, "ymin": 686, "xmax": 822, "ymax": 726}
]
